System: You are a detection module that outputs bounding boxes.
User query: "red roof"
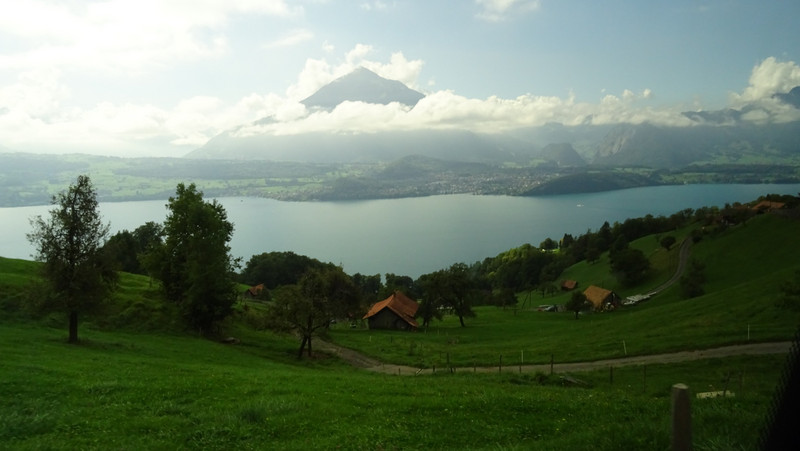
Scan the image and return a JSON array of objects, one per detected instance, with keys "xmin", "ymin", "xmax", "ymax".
[
  {"xmin": 363, "ymin": 291, "xmax": 419, "ymax": 328},
  {"xmin": 247, "ymin": 283, "xmax": 265, "ymax": 296},
  {"xmin": 561, "ymin": 279, "xmax": 578, "ymax": 290},
  {"xmin": 752, "ymin": 201, "xmax": 785, "ymax": 211}
]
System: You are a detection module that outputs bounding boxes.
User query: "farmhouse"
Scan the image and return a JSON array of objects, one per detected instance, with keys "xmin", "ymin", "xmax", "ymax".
[
  {"xmin": 363, "ymin": 291, "xmax": 419, "ymax": 331},
  {"xmin": 561, "ymin": 279, "xmax": 578, "ymax": 291},
  {"xmin": 243, "ymin": 283, "xmax": 265, "ymax": 299},
  {"xmin": 752, "ymin": 201, "xmax": 785, "ymax": 213},
  {"xmin": 583, "ymin": 285, "xmax": 621, "ymax": 311}
]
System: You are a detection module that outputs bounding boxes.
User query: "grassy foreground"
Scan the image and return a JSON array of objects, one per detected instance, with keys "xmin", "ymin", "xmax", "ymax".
[{"xmin": 0, "ymin": 321, "xmax": 789, "ymax": 450}]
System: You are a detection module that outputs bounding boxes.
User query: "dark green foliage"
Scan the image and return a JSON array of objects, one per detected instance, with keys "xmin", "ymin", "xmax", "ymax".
[
  {"xmin": 268, "ymin": 266, "xmax": 362, "ymax": 358},
  {"xmin": 149, "ymin": 183, "xmax": 238, "ymax": 334},
  {"xmin": 610, "ymin": 248, "xmax": 650, "ymax": 286},
  {"xmin": 660, "ymin": 235, "xmax": 677, "ymax": 251},
  {"xmin": 415, "ymin": 295, "xmax": 443, "ymax": 329},
  {"xmin": 381, "ymin": 273, "xmax": 418, "ymax": 299},
  {"xmin": 352, "ymin": 273, "xmax": 382, "ymax": 305},
  {"xmin": 776, "ymin": 270, "xmax": 800, "ymax": 311},
  {"xmin": 539, "ymin": 237, "xmax": 558, "ymax": 251},
  {"xmin": 490, "ymin": 288, "xmax": 518, "ymax": 308},
  {"xmin": 565, "ymin": 290, "xmax": 589, "ymax": 319},
  {"xmin": 720, "ymin": 202, "xmax": 756, "ymax": 225},
  {"xmin": 26, "ymin": 175, "xmax": 116, "ymax": 343},
  {"xmin": 419, "ymin": 263, "xmax": 481, "ymax": 327},
  {"xmin": 680, "ymin": 258, "xmax": 707, "ymax": 299},
  {"xmin": 101, "ymin": 223, "xmax": 164, "ymax": 275},
  {"xmin": 239, "ymin": 251, "xmax": 331, "ymax": 288},
  {"xmin": 482, "ymin": 243, "xmax": 557, "ymax": 291}
]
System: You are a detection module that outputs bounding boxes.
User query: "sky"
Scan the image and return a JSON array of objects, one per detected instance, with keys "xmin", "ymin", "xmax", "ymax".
[{"xmin": 1, "ymin": 0, "xmax": 800, "ymax": 157}]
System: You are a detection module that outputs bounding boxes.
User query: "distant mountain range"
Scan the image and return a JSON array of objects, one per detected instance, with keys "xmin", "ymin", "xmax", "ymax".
[{"xmin": 187, "ymin": 68, "xmax": 800, "ymax": 171}]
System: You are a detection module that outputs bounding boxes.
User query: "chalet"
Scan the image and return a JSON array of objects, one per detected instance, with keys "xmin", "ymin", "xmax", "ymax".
[
  {"xmin": 561, "ymin": 279, "xmax": 578, "ymax": 291},
  {"xmin": 583, "ymin": 285, "xmax": 621, "ymax": 311},
  {"xmin": 752, "ymin": 201, "xmax": 786, "ymax": 213},
  {"xmin": 363, "ymin": 291, "xmax": 419, "ymax": 331},
  {"xmin": 243, "ymin": 283, "xmax": 266, "ymax": 299}
]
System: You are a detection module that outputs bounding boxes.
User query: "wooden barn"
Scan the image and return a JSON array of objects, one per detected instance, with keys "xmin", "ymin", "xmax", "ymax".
[
  {"xmin": 243, "ymin": 283, "xmax": 266, "ymax": 299},
  {"xmin": 363, "ymin": 291, "xmax": 419, "ymax": 331},
  {"xmin": 583, "ymin": 285, "xmax": 621, "ymax": 311},
  {"xmin": 561, "ymin": 279, "xmax": 578, "ymax": 291}
]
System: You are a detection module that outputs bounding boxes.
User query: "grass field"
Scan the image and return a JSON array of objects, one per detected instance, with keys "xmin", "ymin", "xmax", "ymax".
[
  {"xmin": 2, "ymin": 212, "xmax": 799, "ymax": 449},
  {"xmin": 330, "ymin": 214, "xmax": 800, "ymax": 368},
  {"xmin": 0, "ymin": 321, "xmax": 790, "ymax": 450}
]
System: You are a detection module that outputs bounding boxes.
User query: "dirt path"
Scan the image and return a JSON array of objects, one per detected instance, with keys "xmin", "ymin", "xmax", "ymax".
[
  {"xmin": 316, "ymin": 340, "xmax": 793, "ymax": 376},
  {"xmin": 649, "ymin": 237, "xmax": 693, "ymax": 295}
]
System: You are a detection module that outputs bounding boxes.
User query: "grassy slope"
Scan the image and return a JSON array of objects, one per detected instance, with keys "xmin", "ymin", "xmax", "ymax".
[
  {"xmin": 0, "ymin": 322, "xmax": 787, "ymax": 450},
  {"xmin": 329, "ymin": 213, "xmax": 800, "ymax": 368},
  {"xmin": 1, "ymin": 212, "xmax": 799, "ymax": 449}
]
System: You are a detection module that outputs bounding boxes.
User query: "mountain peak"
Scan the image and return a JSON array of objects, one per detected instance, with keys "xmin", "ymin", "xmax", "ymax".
[{"xmin": 300, "ymin": 67, "xmax": 425, "ymax": 110}]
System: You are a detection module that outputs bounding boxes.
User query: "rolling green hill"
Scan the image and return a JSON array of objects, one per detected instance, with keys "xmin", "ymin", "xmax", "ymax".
[{"xmin": 1, "ymin": 211, "xmax": 798, "ymax": 449}]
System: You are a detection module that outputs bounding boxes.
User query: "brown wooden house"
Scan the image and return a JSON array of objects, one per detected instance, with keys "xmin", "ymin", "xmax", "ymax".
[
  {"xmin": 561, "ymin": 279, "xmax": 578, "ymax": 291},
  {"xmin": 243, "ymin": 283, "xmax": 266, "ymax": 299},
  {"xmin": 363, "ymin": 291, "xmax": 419, "ymax": 331},
  {"xmin": 583, "ymin": 285, "xmax": 620, "ymax": 311}
]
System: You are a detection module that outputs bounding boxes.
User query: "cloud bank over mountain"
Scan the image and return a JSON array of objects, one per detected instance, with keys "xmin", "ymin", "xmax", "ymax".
[
  {"xmin": 0, "ymin": 2, "xmax": 798, "ymax": 157},
  {"xmin": 2, "ymin": 47, "xmax": 799, "ymax": 157}
]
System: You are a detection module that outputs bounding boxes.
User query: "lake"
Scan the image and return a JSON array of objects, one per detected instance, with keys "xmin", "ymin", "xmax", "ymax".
[{"xmin": 2, "ymin": 183, "xmax": 799, "ymax": 278}]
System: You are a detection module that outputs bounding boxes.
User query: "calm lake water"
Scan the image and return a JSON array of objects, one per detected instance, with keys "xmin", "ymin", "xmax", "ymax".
[{"xmin": 2, "ymin": 184, "xmax": 799, "ymax": 278}]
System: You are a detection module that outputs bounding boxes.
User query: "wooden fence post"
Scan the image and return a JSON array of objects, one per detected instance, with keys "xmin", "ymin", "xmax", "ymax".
[{"xmin": 671, "ymin": 383, "xmax": 692, "ymax": 451}]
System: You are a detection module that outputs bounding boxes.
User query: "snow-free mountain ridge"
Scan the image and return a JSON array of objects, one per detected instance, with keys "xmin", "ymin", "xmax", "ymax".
[{"xmin": 187, "ymin": 72, "xmax": 800, "ymax": 170}]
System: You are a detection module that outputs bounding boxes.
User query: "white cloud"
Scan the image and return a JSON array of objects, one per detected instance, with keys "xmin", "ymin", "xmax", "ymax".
[
  {"xmin": 3, "ymin": 44, "xmax": 796, "ymax": 157},
  {"xmin": 360, "ymin": 1, "xmax": 390, "ymax": 11},
  {"xmin": 731, "ymin": 57, "xmax": 800, "ymax": 103},
  {"xmin": 728, "ymin": 57, "xmax": 800, "ymax": 124},
  {"xmin": 264, "ymin": 29, "xmax": 315, "ymax": 48},
  {"xmin": 475, "ymin": 0, "xmax": 540, "ymax": 22},
  {"xmin": 0, "ymin": 0, "xmax": 301, "ymax": 74},
  {"xmin": 235, "ymin": 85, "xmax": 690, "ymax": 139}
]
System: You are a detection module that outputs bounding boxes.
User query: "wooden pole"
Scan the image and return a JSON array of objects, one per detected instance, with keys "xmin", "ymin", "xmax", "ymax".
[
  {"xmin": 550, "ymin": 354, "xmax": 554, "ymax": 375},
  {"xmin": 671, "ymin": 383, "xmax": 692, "ymax": 451},
  {"xmin": 499, "ymin": 355, "xmax": 502, "ymax": 373}
]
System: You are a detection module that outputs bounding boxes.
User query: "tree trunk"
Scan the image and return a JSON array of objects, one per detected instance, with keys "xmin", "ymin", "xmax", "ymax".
[
  {"xmin": 307, "ymin": 336, "xmax": 313, "ymax": 357},
  {"xmin": 68, "ymin": 310, "xmax": 79, "ymax": 343},
  {"xmin": 459, "ymin": 315, "xmax": 465, "ymax": 327},
  {"xmin": 574, "ymin": 310, "xmax": 579, "ymax": 320},
  {"xmin": 297, "ymin": 336, "xmax": 307, "ymax": 359}
]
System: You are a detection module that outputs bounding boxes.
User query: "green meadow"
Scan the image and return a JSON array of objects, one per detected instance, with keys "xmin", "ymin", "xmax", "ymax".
[{"xmin": 2, "ymin": 211, "xmax": 799, "ymax": 449}]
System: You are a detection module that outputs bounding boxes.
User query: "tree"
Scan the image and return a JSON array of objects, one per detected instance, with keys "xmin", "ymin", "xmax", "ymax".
[
  {"xmin": 539, "ymin": 237, "xmax": 558, "ymax": 251},
  {"xmin": 680, "ymin": 258, "xmax": 707, "ymax": 299},
  {"xmin": 565, "ymin": 291, "xmax": 588, "ymax": 319},
  {"xmin": 660, "ymin": 235, "xmax": 677, "ymax": 251},
  {"xmin": 775, "ymin": 270, "xmax": 800, "ymax": 311},
  {"xmin": 27, "ymin": 175, "xmax": 116, "ymax": 343},
  {"xmin": 421, "ymin": 263, "xmax": 479, "ymax": 327},
  {"xmin": 150, "ymin": 183, "xmax": 239, "ymax": 334},
  {"xmin": 269, "ymin": 267, "xmax": 361, "ymax": 358},
  {"xmin": 240, "ymin": 251, "xmax": 330, "ymax": 288},
  {"xmin": 610, "ymin": 248, "xmax": 650, "ymax": 286}
]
